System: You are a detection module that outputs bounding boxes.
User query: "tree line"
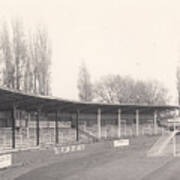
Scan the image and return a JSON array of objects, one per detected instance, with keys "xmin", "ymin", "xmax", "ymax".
[
  {"xmin": 78, "ymin": 62, "xmax": 170, "ymax": 105},
  {"xmin": 0, "ymin": 18, "xmax": 51, "ymax": 95}
]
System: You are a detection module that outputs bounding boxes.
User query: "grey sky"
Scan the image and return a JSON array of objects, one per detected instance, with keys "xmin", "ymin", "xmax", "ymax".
[{"xmin": 0, "ymin": 0, "xmax": 180, "ymax": 104}]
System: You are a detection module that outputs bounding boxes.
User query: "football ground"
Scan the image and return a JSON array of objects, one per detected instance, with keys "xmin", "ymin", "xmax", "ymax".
[{"xmin": 1, "ymin": 135, "xmax": 180, "ymax": 180}]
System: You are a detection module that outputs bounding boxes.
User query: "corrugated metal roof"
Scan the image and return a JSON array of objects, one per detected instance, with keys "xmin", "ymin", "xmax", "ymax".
[{"xmin": 0, "ymin": 86, "xmax": 178, "ymax": 113}]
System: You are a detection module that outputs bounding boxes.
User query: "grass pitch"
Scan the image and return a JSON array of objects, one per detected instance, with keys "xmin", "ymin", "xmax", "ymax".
[{"xmin": 0, "ymin": 135, "xmax": 178, "ymax": 180}]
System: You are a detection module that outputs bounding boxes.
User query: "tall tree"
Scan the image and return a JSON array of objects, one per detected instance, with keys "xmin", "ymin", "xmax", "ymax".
[
  {"xmin": 31, "ymin": 26, "xmax": 51, "ymax": 95},
  {"xmin": 23, "ymin": 43, "xmax": 33, "ymax": 93},
  {"xmin": 0, "ymin": 22, "xmax": 14, "ymax": 88},
  {"xmin": 176, "ymin": 64, "xmax": 180, "ymax": 105},
  {"xmin": 0, "ymin": 19, "xmax": 52, "ymax": 96},
  {"xmin": 77, "ymin": 62, "xmax": 93, "ymax": 102},
  {"xmin": 11, "ymin": 18, "xmax": 27, "ymax": 90}
]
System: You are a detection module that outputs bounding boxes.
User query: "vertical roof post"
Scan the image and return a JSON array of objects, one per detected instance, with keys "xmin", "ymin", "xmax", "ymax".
[
  {"xmin": 55, "ymin": 110, "xmax": 59, "ymax": 144},
  {"xmin": 76, "ymin": 109, "xmax": 80, "ymax": 142},
  {"xmin": 12, "ymin": 104, "xmax": 17, "ymax": 149},
  {"xmin": 97, "ymin": 108, "xmax": 101, "ymax": 139},
  {"xmin": 117, "ymin": 109, "xmax": 121, "ymax": 138},
  {"xmin": 36, "ymin": 108, "xmax": 41, "ymax": 146},
  {"xmin": 136, "ymin": 109, "xmax": 139, "ymax": 136},
  {"xmin": 154, "ymin": 110, "xmax": 158, "ymax": 135}
]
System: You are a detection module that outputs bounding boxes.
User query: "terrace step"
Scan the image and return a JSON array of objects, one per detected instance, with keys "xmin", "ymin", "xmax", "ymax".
[
  {"xmin": 79, "ymin": 128, "xmax": 99, "ymax": 142},
  {"xmin": 148, "ymin": 130, "xmax": 179, "ymax": 156}
]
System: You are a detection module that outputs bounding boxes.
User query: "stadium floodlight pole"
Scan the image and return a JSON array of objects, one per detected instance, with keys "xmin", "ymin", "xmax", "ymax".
[
  {"xmin": 97, "ymin": 108, "xmax": 101, "ymax": 139},
  {"xmin": 136, "ymin": 109, "xmax": 139, "ymax": 136},
  {"xmin": 117, "ymin": 109, "xmax": 121, "ymax": 138},
  {"xmin": 12, "ymin": 103, "xmax": 17, "ymax": 149},
  {"xmin": 154, "ymin": 110, "xmax": 157, "ymax": 135},
  {"xmin": 76, "ymin": 109, "xmax": 80, "ymax": 142}
]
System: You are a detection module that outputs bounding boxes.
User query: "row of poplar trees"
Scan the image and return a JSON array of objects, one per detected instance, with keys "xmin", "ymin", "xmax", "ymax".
[{"xmin": 0, "ymin": 18, "xmax": 51, "ymax": 95}]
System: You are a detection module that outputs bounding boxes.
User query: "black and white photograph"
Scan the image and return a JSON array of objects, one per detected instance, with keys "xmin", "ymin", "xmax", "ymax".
[{"xmin": 0, "ymin": 0, "xmax": 180, "ymax": 179}]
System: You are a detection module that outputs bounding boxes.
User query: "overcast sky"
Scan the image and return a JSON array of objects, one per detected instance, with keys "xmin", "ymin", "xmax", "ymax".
[{"xmin": 0, "ymin": 0, "xmax": 180, "ymax": 104}]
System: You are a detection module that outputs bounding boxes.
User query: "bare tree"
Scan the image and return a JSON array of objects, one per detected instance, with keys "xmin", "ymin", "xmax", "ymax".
[
  {"xmin": 77, "ymin": 62, "xmax": 93, "ymax": 102},
  {"xmin": 115, "ymin": 76, "xmax": 136, "ymax": 103},
  {"xmin": 0, "ymin": 22, "xmax": 14, "ymax": 88},
  {"xmin": 23, "ymin": 45, "xmax": 34, "ymax": 93},
  {"xmin": 94, "ymin": 75, "xmax": 121, "ymax": 103},
  {"xmin": 176, "ymin": 64, "xmax": 180, "ymax": 105},
  {"xmin": 11, "ymin": 18, "xmax": 27, "ymax": 90},
  {"xmin": 143, "ymin": 80, "xmax": 169, "ymax": 105},
  {"xmin": 94, "ymin": 75, "xmax": 137, "ymax": 103},
  {"xmin": 94, "ymin": 74, "xmax": 169, "ymax": 105},
  {"xmin": 29, "ymin": 26, "xmax": 51, "ymax": 95},
  {"xmin": 0, "ymin": 19, "xmax": 52, "ymax": 96}
]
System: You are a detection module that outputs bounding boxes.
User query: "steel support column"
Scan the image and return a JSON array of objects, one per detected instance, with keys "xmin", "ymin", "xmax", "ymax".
[
  {"xmin": 97, "ymin": 108, "xmax": 101, "ymax": 139},
  {"xmin": 76, "ymin": 110, "xmax": 80, "ymax": 142},
  {"xmin": 117, "ymin": 109, "xmax": 121, "ymax": 138},
  {"xmin": 36, "ymin": 109, "xmax": 41, "ymax": 146},
  {"xmin": 12, "ymin": 104, "xmax": 16, "ymax": 149},
  {"xmin": 136, "ymin": 109, "xmax": 139, "ymax": 136},
  {"xmin": 55, "ymin": 111, "xmax": 59, "ymax": 144},
  {"xmin": 154, "ymin": 110, "xmax": 158, "ymax": 134}
]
